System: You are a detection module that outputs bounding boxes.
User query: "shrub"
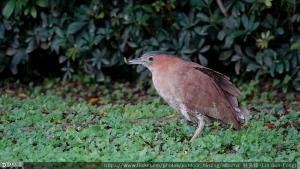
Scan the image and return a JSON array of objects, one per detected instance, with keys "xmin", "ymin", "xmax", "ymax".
[{"xmin": 1, "ymin": 0, "xmax": 300, "ymax": 91}]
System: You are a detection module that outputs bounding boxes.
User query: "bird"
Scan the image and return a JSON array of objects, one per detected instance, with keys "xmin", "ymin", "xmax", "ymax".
[{"xmin": 127, "ymin": 51, "xmax": 249, "ymax": 142}]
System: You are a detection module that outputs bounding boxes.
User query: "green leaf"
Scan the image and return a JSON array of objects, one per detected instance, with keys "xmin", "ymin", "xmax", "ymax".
[
  {"xmin": 224, "ymin": 36, "xmax": 234, "ymax": 48},
  {"xmin": 276, "ymin": 63, "xmax": 284, "ymax": 74},
  {"xmin": 24, "ymin": 7, "xmax": 29, "ymax": 15},
  {"xmin": 241, "ymin": 15, "xmax": 249, "ymax": 29},
  {"xmin": 232, "ymin": 30, "xmax": 246, "ymax": 38},
  {"xmin": 217, "ymin": 31, "xmax": 226, "ymax": 41},
  {"xmin": 2, "ymin": 0, "xmax": 16, "ymax": 18},
  {"xmin": 55, "ymin": 27, "xmax": 64, "ymax": 38},
  {"xmin": 51, "ymin": 38, "xmax": 65, "ymax": 53},
  {"xmin": 246, "ymin": 63, "xmax": 258, "ymax": 72},
  {"xmin": 93, "ymin": 35, "xmax": 103, "ymax": 45},
  {"xmin": 10, "ymin": 48, "xmax": 26, "ymax": 74},
  {"xmin": 283, "ymin": 59, "xmax": 289, "ymax": 71},
  {"xmin": 290, "ymin": 42, "xmax": 300, "ymax": 50},
  {"xmin": 231, "ymin": 54, "xmax": 241, "ymax": 62},
  {"xmin": 264, "ymin": 0, "xmax": 272, "ymax": 7},
  {"xmin": 30, "ymin": 7, "xmax": 37, "ymax": 18},
  {"xmin": 283, "ymin": 75, "xmax": 291, "ymax": 84},
  {"xmin": 199, "ymin": 45, "xmax": 210, "ymax": 53},
  {"xmin": 141, "ymin": 5, "xmax": 153, "ymax": 13},
  {"xmin": 80, "ymin": 125, "xmax": 102, "ymax": 137},
  {"xmin": 128, "ymin": 42, "xmax": 138, "ymax": 48},
  {"xmin": 196, "ymin": 12, "xmax": 209, "ymax": 22},
  {"xmin": 182, "ymin": 49, "xmax": 197, "ymax": 54},
  {"xmin": 219, "ymin": 51, "xmax": 232, "ymax": 61},
  {"xmin": 95, "ymin": 70, "xmax": 105, "ymax": 82},
  {"xmin": 272, "ymin": 79, "xmax": 281, "ymax": 87},
  {"xmin": 235, "ymin": 61, "xmax": 240, "ymax": 74},
  {"xmin": 36, "ymin": 0, "xmax": 47, "ymax": 7},
  {"xmin": 255, "ymin": 52, "xmax": 263, "ymax": 64},
  {"xmin": 67, "ymin": 21, "xmax": 87, "ymax": 35},
  {"xmin": 198, "ymin": 54, "xmax": 208, "ymax": 66},
  {"xmin": 263, "ymin": 55, "xmax": 273, "ymax": 67},
  {"xmin": 26, "ymin": 40, "xmax": 37, "ymax": 53},
  {"xmin": 194, "ymin": 26, "xmax": 208, "ymax": 36},
  {"xmin": 224, "ymin": 16, "xmax": 240, "ymax": 29}
]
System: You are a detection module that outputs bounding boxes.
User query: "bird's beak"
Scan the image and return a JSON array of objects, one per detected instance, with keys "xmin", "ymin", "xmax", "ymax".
[{"xmin": 127, "ymin": 58, "xmax": 146, "ymax": 65}]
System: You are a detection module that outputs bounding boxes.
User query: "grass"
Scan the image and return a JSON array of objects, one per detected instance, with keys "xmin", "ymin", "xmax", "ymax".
[{"xmin": 0, "ymin": 79, "xmax": 299, "ymax": 163}]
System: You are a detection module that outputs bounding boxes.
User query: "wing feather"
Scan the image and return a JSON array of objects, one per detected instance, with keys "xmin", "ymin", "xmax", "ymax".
[{"xmin": 194, "ymin": 66, "xmax": 241, "ymax": 97}]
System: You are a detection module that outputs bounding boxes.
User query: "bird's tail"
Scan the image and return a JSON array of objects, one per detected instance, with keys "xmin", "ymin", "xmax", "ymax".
[
  {"xmin": 234, "ymin": 106, "xmax": 250, "ymax": 125},
  {"xmin": 225, "ymin": 94, "xmax": 249, "ymax": 128}
]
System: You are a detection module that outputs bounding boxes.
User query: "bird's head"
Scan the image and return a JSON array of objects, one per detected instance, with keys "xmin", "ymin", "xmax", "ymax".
[{"xmin": 127, "ymin": 51, "xmax": 180, "ymax": 72}]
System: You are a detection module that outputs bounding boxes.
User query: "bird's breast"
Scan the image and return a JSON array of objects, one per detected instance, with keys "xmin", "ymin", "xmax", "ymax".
[
  {"xmin": 152, "ymin": 71, "xmax": 181, "ymax": 110},
  {"xmin": 152, "ymin": 74, "xmax": 195, "ymax": 121}
]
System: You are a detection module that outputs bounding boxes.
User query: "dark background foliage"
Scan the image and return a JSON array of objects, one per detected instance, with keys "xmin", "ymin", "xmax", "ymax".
[{"xmin": 1, "ymin": 0, "xmax": 300, "ymax": 91}]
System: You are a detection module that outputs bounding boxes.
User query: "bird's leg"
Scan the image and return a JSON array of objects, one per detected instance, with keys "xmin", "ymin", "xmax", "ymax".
[{"xmin": 189, "ymin": 115, "xmax": 205, "ymax": 142}]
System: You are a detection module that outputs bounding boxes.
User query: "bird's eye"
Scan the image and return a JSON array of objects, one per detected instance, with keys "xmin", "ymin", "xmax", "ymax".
[{"xmin": 148, "ymin": 57, "xmax": 154, "ymax": 62}]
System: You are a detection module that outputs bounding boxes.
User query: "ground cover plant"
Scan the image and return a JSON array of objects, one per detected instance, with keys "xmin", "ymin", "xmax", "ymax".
[{"xmin": 0, "ymin": 79, "xmax": 299, "ymax": 164}]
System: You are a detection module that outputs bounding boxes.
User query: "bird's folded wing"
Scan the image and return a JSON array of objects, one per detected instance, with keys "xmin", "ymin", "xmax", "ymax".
[
  {"xmin": 194, "ymin": 66, "xmax": 241, "ymax": 97},
  {"xmin": 191, "ymin": 65, "xmax": 242, "ymax": 128}
]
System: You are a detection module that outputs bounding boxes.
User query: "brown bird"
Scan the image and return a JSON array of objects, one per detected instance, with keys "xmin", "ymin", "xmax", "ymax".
[{"xmin": 128, "ymin": 51, "xmax": 248, "ymax": 141}]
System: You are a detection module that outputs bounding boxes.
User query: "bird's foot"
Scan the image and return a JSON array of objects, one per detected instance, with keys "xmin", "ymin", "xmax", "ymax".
[{"xmin": 189, "ymin": 115, "xmax": 205, "ymax": 142}]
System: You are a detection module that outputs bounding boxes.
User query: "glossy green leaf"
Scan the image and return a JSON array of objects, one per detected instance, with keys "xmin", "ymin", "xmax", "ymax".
[
  {"xmin": 199, "ymin": 45, "xmax": 210, "ymax": 53},
  {"xmin": 30, "ymin": 7, "xmax": 37, "ymax": 18},
  {"xmin": 2, "ymin": 0, "xmax": 16, "ymax": 18},
  {"xmin": 290, "ymin": 42, "xmax": 300, "ymax": 50},
  {"xmin": 217, "ymin": 31, "xmax": 226, "ymax": 41},
  {"xmin": 10, "ymin": 48, "xmax": 27, "ymax": 74},
  {"xmin": 198, "ymin": 54, "xmax": 208, "ymax": 65},
  {"xmin": 67, "ymin": 21, "xmax": 87, "ymax": 35},
  {"xmin": 263, "ymin": 55, "xmax": 273, "ymax": 67},
  {"xmin": 36, "ymin": 0, "xmax": 47, "ymax": 7},
  {"xmin": 196, "ymin": 12, "xmax": 209, "ymax": 22},
  {"xmin": 219, "ymin": 51, "xmax": 232, "ymax": 61}
]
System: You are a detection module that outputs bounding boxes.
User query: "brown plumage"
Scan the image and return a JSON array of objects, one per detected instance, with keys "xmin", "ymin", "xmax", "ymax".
[{"xmin": 128, "ymin": 51, "xmax": 248, "ymax": 141}]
